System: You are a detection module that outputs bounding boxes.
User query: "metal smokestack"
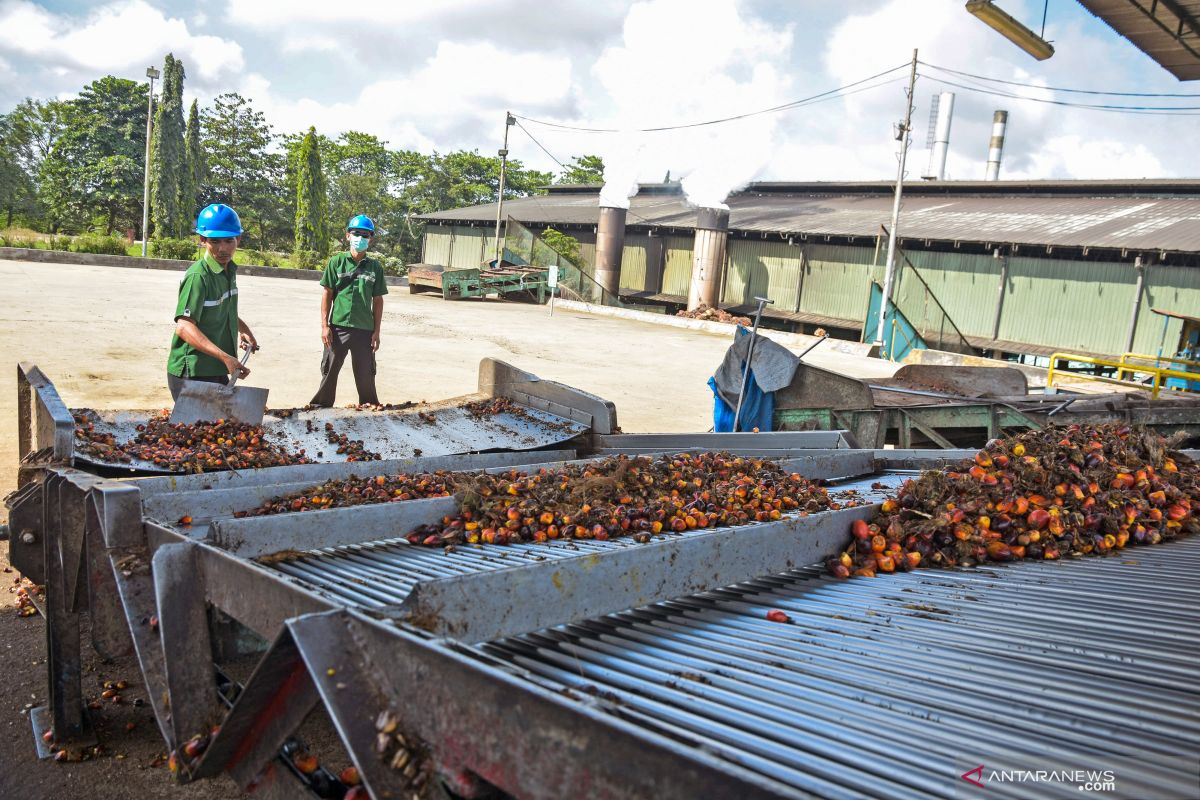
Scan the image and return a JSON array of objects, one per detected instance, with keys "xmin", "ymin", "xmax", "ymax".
[
  {"xmin": 985, "ymin": 109, "xmax": 1008, "ymax": 181},
  {"xmin": 924, "ymin": 92, "xmax": 955, "ymax": 181},
  {"xmin": 594, "ymin": 205, "xmax": 627, "ymax": 298},
  {"xmin": 687, "ymin": 207, "xmax": 730, "ymax": 311}
]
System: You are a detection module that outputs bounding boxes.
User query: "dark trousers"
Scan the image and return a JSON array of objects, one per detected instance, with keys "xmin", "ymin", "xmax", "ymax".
[
  {"xmin": 310, "ymin": 326, "xmax": 379, "ymax": 406},
  {"xmin": 168, "ymin": 372, "xmax": 228, "ymax": 401}
]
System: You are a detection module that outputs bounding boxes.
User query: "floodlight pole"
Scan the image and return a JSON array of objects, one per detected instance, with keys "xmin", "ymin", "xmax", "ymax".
[
  {"xmin": 141, "ymin": 65, "xmax": 160, "ymax": 257},
  {"xmin": 493, "ymin": 112, "xmax": 515, "ymax": 266},
  {"xmin": 874, "ymin": 48, "xmax": 918, "ymax": 355}
]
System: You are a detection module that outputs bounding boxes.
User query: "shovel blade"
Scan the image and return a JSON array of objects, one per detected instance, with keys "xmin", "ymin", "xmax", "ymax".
[{"xmin": 169, "ymin": 382, "xmax": 269, "ymax": 426}]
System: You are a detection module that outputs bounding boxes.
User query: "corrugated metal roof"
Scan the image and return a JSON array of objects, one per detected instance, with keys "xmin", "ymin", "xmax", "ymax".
[
  {"xmin": 1077, "ymin": 0, "xmax": 1200, "ymax": 81},
  {"xmin": 422, "ymin": 187, "xmax": 1200, "ymax": 253}
]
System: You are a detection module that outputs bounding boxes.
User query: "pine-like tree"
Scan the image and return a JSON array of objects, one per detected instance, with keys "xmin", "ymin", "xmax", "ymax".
[
  {"xmin": 149, "ymin": 54, "xmax": 186, "ymax": 237},
  {"xmin": 294, "ymin": 126, "xmax": 328, "ymax": 261},
  {"xmin": 180, "ymin": 99, "xmax": 203, "ymax": 229}
]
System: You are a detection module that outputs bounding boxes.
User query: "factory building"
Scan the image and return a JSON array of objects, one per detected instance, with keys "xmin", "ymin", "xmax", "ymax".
[{"xmin": 420, "ymin": 179, "xmax": 1200, "ymax": 361}]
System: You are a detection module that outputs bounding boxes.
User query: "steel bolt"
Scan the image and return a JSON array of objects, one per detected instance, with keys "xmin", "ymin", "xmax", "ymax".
[{"xmin": 21, "ymin": 529, "xmax": 36, "ymax": 545}]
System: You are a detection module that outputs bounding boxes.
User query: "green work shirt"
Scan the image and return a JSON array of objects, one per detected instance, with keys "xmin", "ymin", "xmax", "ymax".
[
  {"xmin": 322, "ymin": 252, "xmax": 388, "ymax": 330},
  {"xmin": 166, "ymin": 254, "xmax": 239, "ymax": 378}
]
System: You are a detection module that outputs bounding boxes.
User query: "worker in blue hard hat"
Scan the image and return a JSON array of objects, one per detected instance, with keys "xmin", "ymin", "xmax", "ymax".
[
  {"xmin": 309, "ymin": 214, "xmax": 388, "ymax": 407},
  {"xmin": 166, "ymin": 203, "xmax": 259, "ymax": 400}
]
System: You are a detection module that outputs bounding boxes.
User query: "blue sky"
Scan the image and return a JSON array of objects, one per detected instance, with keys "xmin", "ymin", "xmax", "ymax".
[{"xmin": 1, "ymin": 0, "xmax": 1196, "ymax": 191}]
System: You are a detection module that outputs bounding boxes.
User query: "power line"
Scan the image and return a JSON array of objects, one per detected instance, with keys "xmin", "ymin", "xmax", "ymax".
[
  {"xmin": 920, "ymin": 60, "xmax": 1200, "ymax": 98},
  {"xmin": 514, "ymin": 62, "xmax": 911, "ymax": 133},
  {"xmin": 922, "ymin": 73, "xmax": 1200, "ymax": 115},
  {"xmin": 513, "ymin": 119, "xmax": 569, "ymax": 171}
]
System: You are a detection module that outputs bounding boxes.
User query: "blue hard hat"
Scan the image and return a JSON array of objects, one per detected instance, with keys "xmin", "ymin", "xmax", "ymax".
[
  {"xmin": 196, "ymin": 204, "xmax": 243, "ymax": 238},
  {"xmin": 346, "ymin": 214, "xmax": 375, "ymax": 233}
]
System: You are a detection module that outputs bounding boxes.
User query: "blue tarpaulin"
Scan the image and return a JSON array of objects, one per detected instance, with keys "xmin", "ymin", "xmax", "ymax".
[{"xmin": 709, "ymin": 371, "xmax": 774, "ymax": 432}]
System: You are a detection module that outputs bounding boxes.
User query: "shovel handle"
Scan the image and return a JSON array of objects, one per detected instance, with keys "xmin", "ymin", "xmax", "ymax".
[{"xmin": 228, "ymin": 345, "xmax": 254, "ymax": 390}]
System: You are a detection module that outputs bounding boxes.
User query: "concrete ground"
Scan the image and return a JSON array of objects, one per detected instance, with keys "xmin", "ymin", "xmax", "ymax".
[{"xmin": 0, "ymin": 257, "xmax": 894, "ymax": 512}]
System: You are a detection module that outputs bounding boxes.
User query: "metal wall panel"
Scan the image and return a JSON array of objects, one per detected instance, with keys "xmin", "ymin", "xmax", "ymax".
[
  {"xmin": 662, "ymin": 236, "xmax": 694, "ymax": 298},
  {"xmin": 1135, "ymin": 264, "xmax": 1200, "ymax": 355},
  {"xmin": 448, "ymin": 226, "xmax": 488, "ymax": 269},
  {"xmin": 423, "ymin": 228, "xmax": 453, "ymax": 266},
  {"xmin": 799, "ymin": 243, "xmax": 877, "ymax": 323},
  {"xmin": 619, "ymin": 236, "xmax": 651, "ymax": 292},
  {"xmin": 999, "ymin": 255, "xmax": 1137, "ymax": 355},
  {"xmin": 724, "ymin": 239, "xmax": 804, "ymax": 309},
  {"xmin": 893, "ymin": 250, "xmax": 999, "ymax": 339}
]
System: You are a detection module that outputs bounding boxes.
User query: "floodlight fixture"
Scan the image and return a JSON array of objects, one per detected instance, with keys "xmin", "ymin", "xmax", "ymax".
[{"xmin": 965, "ymin": 0, "xmax": 1055, "ymax": 61}]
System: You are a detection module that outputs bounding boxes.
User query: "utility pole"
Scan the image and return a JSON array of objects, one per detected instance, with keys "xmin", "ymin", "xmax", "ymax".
[
  {"xmin": 874, "ymin": 48, "xmax": 918, "ymax": 353},
  {"xmin": 492, "ymin": 112, "xmax": 515, "ymax": 266},
  {"xmin": 141, "ymin": 65, "xmax": 160, "ymax": 257}
]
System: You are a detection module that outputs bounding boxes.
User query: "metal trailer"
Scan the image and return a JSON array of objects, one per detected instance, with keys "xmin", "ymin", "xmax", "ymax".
[
  {"xmin": 407, "ymin": 264, "xmax": 550, "ymax": 303},
  {"xmin": 7, "ymin": 363, "xmax": 1200, "ymax": 800}
]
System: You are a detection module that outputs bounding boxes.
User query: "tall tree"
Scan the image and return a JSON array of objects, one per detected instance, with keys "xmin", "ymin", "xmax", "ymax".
[
  {"xmin": 39, "ymin": 76, "xmax": 147, "ymax": 234},
  {"xmin": 0, "ymin": 112, "xmax": 36, "ymax": 227},
  {"xmin": 180, "ymin": 99, "xmax": 204, "ymax": 228},
  {"xmin": 293, "ymin": 127, "xmax": 328, "ymax": 260},
  {"xmin": 556, "ymin": 154, "xmax": 604, "ymax": 184},
  {"xmin": 201, "ymin": 93, "xmax": 282, "ymax": 247},
  {"xmin": 150, "ymin": 54, "xmax": 187, "ymax": 238}
]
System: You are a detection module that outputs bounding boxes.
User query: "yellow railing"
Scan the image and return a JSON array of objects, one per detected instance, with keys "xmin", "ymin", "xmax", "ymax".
[
  {"xmin": 1117, "ymin": 352, "xmax": 1200, "ymax": 381},
  {"xmin": 1048, "ymin": 352, "xmax": 1200, "ymax": 399}
]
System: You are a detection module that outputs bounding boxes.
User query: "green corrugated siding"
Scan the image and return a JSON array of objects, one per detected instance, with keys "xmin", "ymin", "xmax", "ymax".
[
  {"xmin": 619, "ymin": 236, "xmax": 650, "ymax": 291},
  {"xmin": 1133, "ymin": 265, "xmax": 1200, "ymax": 355},
  {"xmin": 724, "ymin": 240, "xmax": 804, "ymax": 309},
  {"xmin": 423, "ymin": 229, "xmax": 453, "ymax": 266},
  {"xmin": 998, "ymin": 256, "xmax": 1138, "ymax": 355},
  {"xmin": 662, "ymin": 236, "xmax": 693, "ymax": 297},
  {"xmin": 799, "ymin": 243, "xmax": 877, "ymax": 323},
  {"xmin": 448, "ymin": 226, "xmax": 488, "ymax": 269},
  {"xmin": 893, "ymin": 250, "xmax": 999, "ymax": 339}
]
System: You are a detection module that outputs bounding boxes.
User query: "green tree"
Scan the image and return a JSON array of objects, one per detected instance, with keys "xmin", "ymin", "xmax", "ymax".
[
  {"xmin": 201, "ymin": 93, "xmax": 283, "ymax": 247},
  {"xmin": 150, "ymin": 54, "xmax": 187, "ymax": 237},
  {"xmin": 180, "ymin": 99, "xmax": 203, "ymax": 225},
  {"xmin": 556, "ymin": 154, "xmax": 604, "ymax": 184},
  {"xmin": 39, "ymin": 76, "xmax": 148, "ymax": 234},
  {"xmin": 541, "ymin": 227, "xmax": 583, "ymax": 266},
  {"xmin": 293, "ymin": 127, "xmax": 328, "ymax": 260},
  {"xmin": 6, "ymin": 98, "xmax": 72, "ymax": 230},
  {"xmin": 0, "ymin": 112, "xmax": 37, "ymax": 227}
]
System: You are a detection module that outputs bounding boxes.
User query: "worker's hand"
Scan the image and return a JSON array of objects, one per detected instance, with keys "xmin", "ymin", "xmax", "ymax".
[
  {"xmin": 239, "ymin": 330, "xmax": 258, "ymax": 352},
  {"xmin": 321, "ymin": 325, "xmax": 332, "ymax": 348},
  {"xmin": 371, "ymin": 331, "xmax": 381, "ymax": 352},
  {"xmin": 222, "ymin": 353, "xmax": 250, "ymax": 379}
]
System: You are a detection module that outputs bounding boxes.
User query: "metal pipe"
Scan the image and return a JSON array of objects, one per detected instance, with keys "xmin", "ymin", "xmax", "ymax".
[
  {"xmin": 874, "ymin": 48, "xmax": 918, "ymax": 348},
  {"xmin": 991, "ymin": 247, "xmax": 1008, "ymax": 342},
  {"xmin": 141, "ymin": 66, "xmax": 159, "ymax": 256},
  {"xmin": 594, "ymin": 205, "xmax": 627, "ymax": 299},
  {"xmin": 985, "ymin": 109, "xmax": 1008, "ymax": 181},
  {"xmin": 492, "ymin": 112, "xmax": 515, "ymax": 266},
  {"xmin": 1125, "ymin": 256, "xmax": 1147, "ymax": 354},
  {"xmin": 927, "ymin": 91, "xmax": 954, "ymax": 180},
  {"xmin": 686, "ymin": 207, "xmax": 730, "ymax": 310},
  {"xmin": 732, "ymin": 296, "xmax": 773, "ymax": 431}
]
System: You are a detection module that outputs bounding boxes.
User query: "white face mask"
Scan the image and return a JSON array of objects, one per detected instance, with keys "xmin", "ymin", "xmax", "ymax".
[{"xmin": 349, "ymin": 234, "xmax": 370, "ymax": 253}]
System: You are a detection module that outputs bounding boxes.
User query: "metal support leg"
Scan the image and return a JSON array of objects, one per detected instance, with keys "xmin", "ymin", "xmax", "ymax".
[
  {"xmin": 153, "ymin": 542, "xmax": 223, "ymax": 753},
  {"xmin": 40, "ymin": 474, "xmax": 93, "ymax": 746}
]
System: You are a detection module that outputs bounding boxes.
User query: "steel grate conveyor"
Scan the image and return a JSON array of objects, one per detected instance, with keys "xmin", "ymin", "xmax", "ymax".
[{"xmin": 472, "ymin": 537, "xmax": 1200, "ymax": 800}]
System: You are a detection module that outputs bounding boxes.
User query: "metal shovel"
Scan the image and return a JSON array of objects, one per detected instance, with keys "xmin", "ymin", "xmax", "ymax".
[{"xmin": 170, "ymin": 346, "xmax": 269, "ymax": 425}]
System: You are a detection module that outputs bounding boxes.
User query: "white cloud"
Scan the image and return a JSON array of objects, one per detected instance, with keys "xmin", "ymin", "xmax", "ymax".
[
  {"xmin": 229, "ymin": 41, "xmax": 572, "ymax": 154},
  {"xmin": 0, "ymin": 0, "xmax": 243, "ymax": 104}
]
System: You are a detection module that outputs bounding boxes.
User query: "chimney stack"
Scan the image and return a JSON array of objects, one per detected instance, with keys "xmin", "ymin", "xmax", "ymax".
[
  {"xmin": 985, "ymin": 109, "xmax": 1008, "ymax": 181},
  {"xmin": 687, "ymin": 207, "xmax": 730, "ymax": 311},
  {"xmin": 923, "ymin": 92, "xmax": 955, "ymax": 181},
  {"xmin": 594, "ymin": 206, "xmax": 627, "ymax": 298}
]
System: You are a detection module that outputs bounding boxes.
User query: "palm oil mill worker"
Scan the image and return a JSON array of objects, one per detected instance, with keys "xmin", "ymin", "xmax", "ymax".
[
  {"xmin": 310, "ymin": 214, "xmax": 388, "ymax": 407},
  {"xmin": 166, "ymin": 203, "xmax": 258, "ymax": 401}
]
